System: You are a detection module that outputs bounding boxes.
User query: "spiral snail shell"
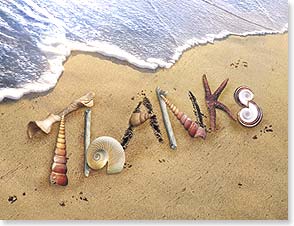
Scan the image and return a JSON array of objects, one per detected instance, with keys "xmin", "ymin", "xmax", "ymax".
[
  {"xmin": 160, "ymin": 95, "xmax": 206, "ymax": 139},
  {"xmin": 234, "ymin": 86, "xmax": 263, "ymax": 127},
  {"xmin": 129, "ymin": 111, "xmax": 152, "ymax": 127},
  {"xmin": 86, "ymin": 136, "xmax": 125, "ymax": 174},
  {"xmin": 49, "ymin": 115, "xmax": 68, "ymax": 186}
]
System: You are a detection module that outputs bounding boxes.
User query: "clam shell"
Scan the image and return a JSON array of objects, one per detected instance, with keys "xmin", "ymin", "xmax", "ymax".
[{"xmin": 86, "ymin": 136, "xmax": 125, "ymax": 174}]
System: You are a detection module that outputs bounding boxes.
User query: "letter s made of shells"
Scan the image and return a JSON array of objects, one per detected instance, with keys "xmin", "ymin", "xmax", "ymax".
[{"xmin": 234, "ymin": 86, "xmax": 263, "ymax": 127}]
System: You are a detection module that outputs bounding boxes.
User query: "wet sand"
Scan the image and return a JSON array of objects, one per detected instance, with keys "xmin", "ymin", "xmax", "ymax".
[{"xmin": 0, "ymin": 33, "xmax": 288, "ymax": 220}]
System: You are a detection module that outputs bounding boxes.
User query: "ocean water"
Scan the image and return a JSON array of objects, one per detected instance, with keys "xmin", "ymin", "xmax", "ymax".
[{"xmin": 0, "ymin": 0, "xmax": 288, "ymax": 101}]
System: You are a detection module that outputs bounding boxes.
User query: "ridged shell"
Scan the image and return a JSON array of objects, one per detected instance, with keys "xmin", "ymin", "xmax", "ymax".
[
  {"xmin": 86, "ymin": 136, "xmax": 125, "ymax": 174},
  {"xmin": 49, "ymin": 115, "xmax": 68, "ymax": 186},
  {"xmin": 129, "ymin": 111, "xmax": 151, "ymax": 127},
  {"xmin": 160, "ymin": 95, "xmax": 206, "ymax": 139},
  {"xmin": 27, "ymin": 92, "xmax": 95, "ymax": 138}
]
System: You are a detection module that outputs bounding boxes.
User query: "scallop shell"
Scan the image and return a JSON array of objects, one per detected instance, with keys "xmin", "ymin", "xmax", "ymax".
[
  {"xmin": 86, "ymin": 136, "xmax": 125, "ymax": 174},
  {"xmin": 49, "ymin": 115, "xmax": 68, "ymax": 186}
]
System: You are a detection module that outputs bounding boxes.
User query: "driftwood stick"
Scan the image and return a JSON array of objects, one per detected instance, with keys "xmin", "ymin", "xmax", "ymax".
[
  {"xmin": 156, "ymin": 87, "xmax": 177, "ymax": 150},
  {"xmin": 84, "ymin": 109, "xmax": 91, "ymax": 177}
]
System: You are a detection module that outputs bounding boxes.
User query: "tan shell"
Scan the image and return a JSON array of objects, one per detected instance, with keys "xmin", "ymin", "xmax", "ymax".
[
  {"xmin": 129, "ymin": 111, "xmax": 152, "ymax": 127},
  {"xmin": 49, "ymin": 115, "xmax": 68, "ymax": 186},
  {"xmin": 27, "ymin": 92, "xmax": 95, "ymax": 138},
  {"xmin": 86, "ymin": 136, "xmax": 125, "ymax": 174},
  {"xmin": 160, "ymin": 95, "xmax": 206, "ymax": 139}
]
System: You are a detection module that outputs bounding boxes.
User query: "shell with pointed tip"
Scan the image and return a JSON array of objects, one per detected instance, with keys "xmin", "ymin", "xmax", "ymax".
[
  {"xmin": 234, "ymin": 86, "xmax": 263, "ymax": 127},
  {"xmin": 86, "ymin": 136, "xmax": 125, "ymax": 174},
  {"xmin": 27, "ymin": 92, "xmax": 95, "ymax": 138},
  {"xmin": 129, "ymin": 111, "xmax": 152, "ymax": 127},
  {"xmin": 160, "ymin": 95, "xmax": 206, "ymax": 139},
  {"xmin": 49, "ymin": 115, "xmax": 68, "ymax": 186}
]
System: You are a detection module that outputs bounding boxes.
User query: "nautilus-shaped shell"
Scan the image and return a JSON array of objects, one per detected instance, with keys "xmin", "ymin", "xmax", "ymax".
[
  {"xmin": 50, "ymin": 115, "xmax": 68, "ymax": 186},
  {"xmin": 27, "ymin": 92, "xmax": 95, "ymax": 138},
  {"xmin": 129, "ymin": 111, "xmax": 152, "ymax": 127},
  {"xmin": 234, "ymin": 86, "xmax": 263, "ymax": 127},
  {"xmin": 86, "ymin": 136, "xmax": 125, "ymax": 174},
  {"xmin": 160, "ymin": 95, "xmax": 206, "ymax": 139}
]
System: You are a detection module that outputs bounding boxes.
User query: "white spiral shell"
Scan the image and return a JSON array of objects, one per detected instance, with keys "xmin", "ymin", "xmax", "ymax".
[
  {"xmin": 86, "ymin": 136, "xmax": 125, "ymax": 174},
  {"xmin": 234, "ymin": 86, "xmax": 263, "ymax": 127},
  {"xmin": 238, "ymin": 102, "xmax": 263, "ymax": 127},
  {"xmin": 234, "ymin": 86, "xmax": 254, "ymax": 107}
]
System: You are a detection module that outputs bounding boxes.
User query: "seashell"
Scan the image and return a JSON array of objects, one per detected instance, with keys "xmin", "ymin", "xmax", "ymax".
[
  {"xmin": 27, "ymin": 92, "xmax": 95, "ymax": 138},
  {"xmin": 160, "ymin": 95, "xmax": 206, "ymax": 139},
  {"xmin": 49, "ymin": 115, "xmax": 68, "ymax": 186},
  {"xmin": 234, "ymin": 86, "xmax": 263, "ymax": 127},
  {"xmin": 129, "ymin": 111, "xmax": 152, "ymax": 127},
  {"xmin": 238, "ymin": 102, "xmax": 263, "ymax": 127},
  {"xmin": 234, "ymin": 86, "xmax": 254, "ymax": 107},
  {"xmin": 86, "ymin": 136, "xmax": 125, "ymax": 174}
]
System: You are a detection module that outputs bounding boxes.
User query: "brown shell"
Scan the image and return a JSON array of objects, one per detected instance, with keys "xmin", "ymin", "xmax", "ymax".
[
  {"xmin": 161, "ymin": 95, "xmax": 206, "ymax": 139},
  {"xmin": 49, "ymin": 115, "xmax": 68, "ymax": 186},
  {"xmin": 27, "ymin": 92, "xmax": 95, "ymax": 138},
  {"xmin": 129, "ymin": 111, "xmax": 152, "ymax": 127}
]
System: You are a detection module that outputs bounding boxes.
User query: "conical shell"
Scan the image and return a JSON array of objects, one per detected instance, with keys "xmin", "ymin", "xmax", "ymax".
[
  {"xmin": 50, "ymin": 115, "xmax": 68, "ymax": 186},
  {"xmin": 129, "ymin": 111, "xmax": 152, "ymax": 127},
  {"xmin": 86, "ymin": 136, "xmax": 125, "ymax": 174},
  {"xmin": 27, "ymin": 92, "xmax": 95, "ymax": 138},
  {"xmin": 161, "ymin": 95, "xmax": 206, "ymax": 139}
]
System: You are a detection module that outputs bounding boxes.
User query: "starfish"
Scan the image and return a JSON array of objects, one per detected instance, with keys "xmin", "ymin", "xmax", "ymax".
[{"xmin": 202, "ymin": 74, "xmax": 236, "ymax": 131}]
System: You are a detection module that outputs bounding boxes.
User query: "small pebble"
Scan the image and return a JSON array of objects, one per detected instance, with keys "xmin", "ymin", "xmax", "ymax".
[
  {"xmin": 8, "ymin": 195, "xmax": 17, "ymax": 204},
  {"xmin": 59, "ymin": 201, "xmax": 65, "ymax": 207}
]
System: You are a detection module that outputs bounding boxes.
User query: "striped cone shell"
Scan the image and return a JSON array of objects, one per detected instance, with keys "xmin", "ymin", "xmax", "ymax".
[
  {"xmin": 160, "ymin": 95, "xmax": 206, "ymax": 139},
  {"xmin": 49, "ymin": 115, "xmax": 68, "ymax": 186},
  {"xmin": 129, "ymin": 111, "xmax": 152, "ymax": 127}
]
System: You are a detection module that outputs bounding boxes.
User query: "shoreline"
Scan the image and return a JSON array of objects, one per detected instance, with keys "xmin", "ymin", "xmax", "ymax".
[
  {"xmin": 0, "ymin": 31, "xmax": 288, "ymax": 103},
  {"xmin": 0, "ymin": 33, "xmax": 288, "ymax": 220}
]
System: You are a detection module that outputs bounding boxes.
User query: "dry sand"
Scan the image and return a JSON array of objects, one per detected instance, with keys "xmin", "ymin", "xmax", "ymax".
[{"xmin": 0, "ymin": 34, "xmax": 288, "ymax": 220}]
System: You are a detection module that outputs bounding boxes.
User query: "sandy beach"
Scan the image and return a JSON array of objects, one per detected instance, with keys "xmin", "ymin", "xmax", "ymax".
[{"xmin": 0, "ymin": 33, "xmax": 288, "ymax": 220}]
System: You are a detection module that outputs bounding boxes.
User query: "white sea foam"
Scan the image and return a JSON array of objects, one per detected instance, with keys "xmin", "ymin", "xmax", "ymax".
[{"xmin": 0, "ymin": 0, "xmax": 288, "ymax": 101}]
